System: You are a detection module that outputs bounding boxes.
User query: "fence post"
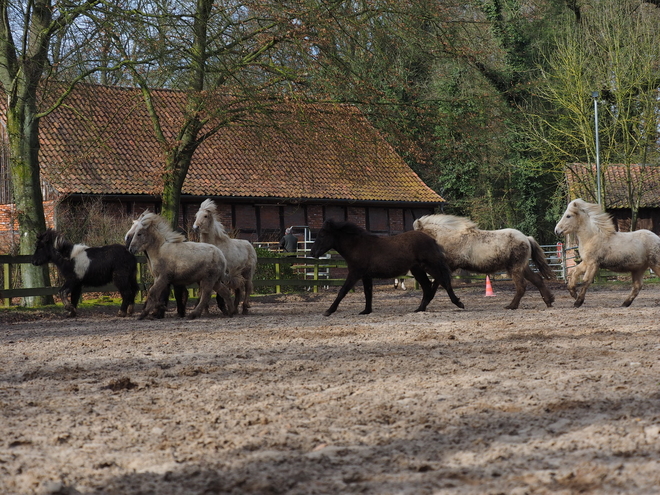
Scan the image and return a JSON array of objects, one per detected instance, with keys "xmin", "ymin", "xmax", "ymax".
[
  {"xmin": 3, "ymin": 261, "xmax": 9, "ymax": 307},
  {"xmin": 275, "ymin": 261, "xmax": 281, "ymax": 294},
  {"xmin": 313, "ymin": 262, "xmax": 319, "ymax": 293}
]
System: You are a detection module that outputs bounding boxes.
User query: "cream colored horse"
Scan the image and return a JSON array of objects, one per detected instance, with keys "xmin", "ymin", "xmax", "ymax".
[
  {"xmin": 555, "ymin": 198, "xmax": 660, "ymax": 307},
  {"xmin": 127, "ymin": 212, "xmax": 229, "ymax": 320},
  {"xmin": 193, "ymin": 199, "xmax": 257, "ymax": 315},
  {"xmin": 414, "ymin": 214, "xmax": 555, "ymax": 309}
]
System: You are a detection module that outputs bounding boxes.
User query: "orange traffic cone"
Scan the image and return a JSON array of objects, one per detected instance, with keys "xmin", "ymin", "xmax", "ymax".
[{"xmin": 485, "ymin": 275, "xmax": 495, "ymax": 297}]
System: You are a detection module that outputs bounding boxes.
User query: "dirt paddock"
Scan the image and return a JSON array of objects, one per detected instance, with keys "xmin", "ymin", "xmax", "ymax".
[{"xmin": 2, "ymin": 281, "xmax": 660, "ymax": 495}]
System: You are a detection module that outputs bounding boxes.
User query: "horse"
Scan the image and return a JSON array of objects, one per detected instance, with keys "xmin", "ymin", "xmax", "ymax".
[
  {"xmin": 126, "ymin": 212, "xmax": 229, "ymax": 320},
  {"xmin": 31, "ymin": 229, "xmax": 138, "ymax": 317},
  {"xmin": 555, "ymin": 198, "xmax": 660, "ymax": 307},
  {"xmin": 413, "ymin": 214, "xmax": 555, "ymax": 310},
  {"xmin": 192, "ymin": 199, "xmax": 257, "ymax": 315},
  {"xmin": 309, "ymin": 219, "xmax": 464, "ymax": 316},
  {"xmin": 125, "ymin": 215, "xmax": 188, "ymax": 318}
]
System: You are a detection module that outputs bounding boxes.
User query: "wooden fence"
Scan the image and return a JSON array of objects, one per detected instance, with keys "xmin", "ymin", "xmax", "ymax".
[{"xmin": 0, "ymin": 254, "xmax": 348, "ymax": 307}]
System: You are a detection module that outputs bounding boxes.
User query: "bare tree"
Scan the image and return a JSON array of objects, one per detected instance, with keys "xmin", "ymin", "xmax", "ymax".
[
  {"xmin": 527, "ymin": 0, "xmax": 660, "ymax": 227},
  {"xmin": 95, "ymin": 0, "xmax": 318, "ymax": 226},
  {"xmin": 0, "ymin": 0, "xmax": 112, "ymax": 303}
]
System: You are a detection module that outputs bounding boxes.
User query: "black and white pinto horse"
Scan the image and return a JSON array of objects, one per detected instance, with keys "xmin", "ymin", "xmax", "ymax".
[{"xmin": 32, "ymin": 229, "xmax": 139, "ymax": 317}]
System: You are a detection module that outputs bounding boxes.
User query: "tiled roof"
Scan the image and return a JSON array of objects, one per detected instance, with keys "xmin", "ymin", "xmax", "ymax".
[
  {"xmin": 7, "ymin": 83, "xmax": 444, "ymax": 204},
  {"xmin": 565, "ymin": 163, "xmax": 660, "ymax": 208}
]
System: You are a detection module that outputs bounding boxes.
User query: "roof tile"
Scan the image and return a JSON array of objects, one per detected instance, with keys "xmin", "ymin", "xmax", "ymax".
[
  {"xmin": 19, "ymin": 84, "xmax": 444, "ymax": 204},
  {"xmin": 566, "ymin": 163, "xmax": 660, "ymax": 208}
]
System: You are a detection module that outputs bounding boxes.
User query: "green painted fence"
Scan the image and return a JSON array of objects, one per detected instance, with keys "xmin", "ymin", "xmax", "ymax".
[{"xmin": 0, "ymin": 254, "xmax": 348, "ymax": 307}]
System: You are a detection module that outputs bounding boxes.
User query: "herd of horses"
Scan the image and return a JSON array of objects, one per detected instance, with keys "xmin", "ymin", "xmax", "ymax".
[{"xmin": 31, "ymin": 198, "xmax": 660, "ymax": 318}]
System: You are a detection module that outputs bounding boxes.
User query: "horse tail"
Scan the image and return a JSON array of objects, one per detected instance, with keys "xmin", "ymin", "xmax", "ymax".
[{"xmin": 528, "ymin": 237, "xmax": 555, "ymax": 279}]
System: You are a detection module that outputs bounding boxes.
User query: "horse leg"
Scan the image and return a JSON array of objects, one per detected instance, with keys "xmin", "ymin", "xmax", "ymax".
[
  {"xmin": 215, "ymin": 284, "xmax": 234, "ymax": 316},
  {"xmin": 505, "ymin": 271, "xmax": 527, "ymax": 310},
  {"xmin": 324, "ymin": 272, "xmax": 360, "ymax": 316},
  {"xmin": 623, "ymin": 270, "xmax": 645, "ymax": 307},
  {"xmin": 151, "ymin": 285, "xmax": 170, "ymax": 319},
  {"xmin": 68, "ymin": 283, "xmax": 83, "ymax": 317},
  {"xmin": 114, "ymin": 273, "xmax": 137, "ymax": 317},
  {"xmin": 127, "ymin": 274, "xmax": 139, "ymax": 316},
  {"xmin": 573, "ymin": 262, "xmax": 599, "ymax": 308},
  {"xmin": 189, "ymin": 284, "xmax": 214, "ymax": 320},
  {"xmin": 409, "ymin": 266, "xmax": 435, "ymax": 312},
  {"xmin": 360, "ymin": 276, "xmax": 374, "ymax": 314},
  {"xmin": 242, "ymin": 274, "xmax": 254, "ymax": 314},
  {"xmin": 58, "ymin": 283, "xmax": 74, "ymax": 316},
  {"xmin": 421, "ymin": 263, "xmax": 464, "ymax": 310},
  {"xmin": 523, "ymin": 266, "xmax": 555, "ymax": 308},
  {"xmin": 173, "ymin": 285, "xmax": 188, "ymax": 317},
  {"xmin": 233, "ymin": 281, "xmax": 243, "ymax": 315},
  {"xmin": 140, "ymin": 279, "xmax": 169, "ymax": 320},
  {"xmin": 566, "ymin": 262, "xmax": 586, "ymax": 299}
]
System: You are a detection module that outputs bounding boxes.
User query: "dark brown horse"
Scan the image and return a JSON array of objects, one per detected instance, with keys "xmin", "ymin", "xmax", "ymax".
[{"xmin": 309, "ymin": 219, "xmax": 464, "ymax": 316}]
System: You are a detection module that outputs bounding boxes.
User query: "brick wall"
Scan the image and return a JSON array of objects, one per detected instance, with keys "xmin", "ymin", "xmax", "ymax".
[{"xmin": 0, "ymin": 201, "xmax": 57, "ymax": 253}]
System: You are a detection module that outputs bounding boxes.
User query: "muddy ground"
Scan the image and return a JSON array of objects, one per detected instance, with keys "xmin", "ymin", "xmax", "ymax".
[{"xmin": 1, "ymin": 281, "xmax": 660, "ymax": 495}]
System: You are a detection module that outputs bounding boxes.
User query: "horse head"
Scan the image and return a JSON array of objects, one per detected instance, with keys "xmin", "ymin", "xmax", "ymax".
[
  {"xmin": 127, "ymin": 213, "xmax": 158, "ymax": 254},
  {"xmin": 125, "ymin": 211, "xmax": 150, "ymax": 248},
  {"xmin": 310, "ymin": 220, "xmax": 338, "ymax": 258},
  {"xmin": 193, "ymin": 198, "xmax": 217, "ymax": 235},
  {"xmin": 555, "ymin": 198, "xmax": 594, "ymax": 236},
  {"xmin": 32, "ymin": 229, "xmax": 69, "ymax": 266}
]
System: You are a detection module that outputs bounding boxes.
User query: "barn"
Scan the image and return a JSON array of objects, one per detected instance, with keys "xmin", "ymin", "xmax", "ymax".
[
  {"xmin": 0, "ymin": 83, "xmax": 444, "ymax": 251},
  {"xmin": 564, "ymin": 163, "xmax": 660, "ymax": 234}
]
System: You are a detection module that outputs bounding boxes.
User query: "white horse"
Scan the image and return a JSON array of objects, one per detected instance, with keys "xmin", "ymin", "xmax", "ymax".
[
  {"xmin": 125, "ymin": 213, "xmax": 189, "ymax": 318},
  {"xmin": 193, "ymin": 199, "xmax": 257, "ymax": 315},
  {"xmin": 414, "ymin": 214, "xmax": 555, "ymax": 309},
  {"xmin": 555, "ymin": 198, "xmax": 660, "ymax": 307},
  {"xmin": 127, "ymin": 212, "xmax": 229, "ymax": 320}
]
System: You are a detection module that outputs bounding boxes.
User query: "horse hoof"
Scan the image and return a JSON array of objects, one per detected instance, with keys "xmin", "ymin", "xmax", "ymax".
[
  {"xmin": 573, "ymin": 300, "xmax": 584, "ymax": 308},
  {"xmin": 137, "ymin": 312, "xmax": 149, "ymax": 320},
  {"xmin": 116, "ymin": 311, "xmax": 127, "ymax": 317},
  {"xmin": 456, "ymin": 301, "xmax": 465, "ymax": 309},
  {"xmin": 323, "ymin": 310, "xmax": 333, "ymax": 317}
]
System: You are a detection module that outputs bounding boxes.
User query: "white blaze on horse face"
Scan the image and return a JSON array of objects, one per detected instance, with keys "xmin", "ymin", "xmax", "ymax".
[{"xmin": 72, "ymin": 245, "xmax": 91, "ymax": 279}]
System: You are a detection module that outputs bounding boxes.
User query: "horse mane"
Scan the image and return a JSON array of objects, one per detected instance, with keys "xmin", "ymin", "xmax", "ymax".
[
  {"xmin": 414, "ymin": 214, "xmax": 477, "ymax": 232},
  {"xmin": 140, "ymin": 212, "xmax": 186, "ymax": 243},
  {"xmin": 199, "ymin": 198, "xmax": 217, "ymax": 215},
  {"xmin": 324, "ymin": 219, "xmax": 368, "ymax": 236},
  {"xmin": 572, "ymin": 198, "xmax": 616, "ymax": 234},
  {"xmin": 41, "ymin": 228, "xmax": 85, "ymax": 258}
]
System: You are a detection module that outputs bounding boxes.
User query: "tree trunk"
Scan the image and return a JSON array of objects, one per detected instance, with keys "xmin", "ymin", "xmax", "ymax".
[
  {"xmin": 160, "ymin": 145, "xmax": 197, "ymax": 229},
  {"xmin": 6, "ymin": 99, "xmax": 52, "ymax": 305}
]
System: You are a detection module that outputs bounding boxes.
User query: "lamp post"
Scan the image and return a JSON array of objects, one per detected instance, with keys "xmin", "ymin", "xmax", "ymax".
[{"xmin": 591, "ymin": 91, "xmax": 602, "ymax": 206}]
